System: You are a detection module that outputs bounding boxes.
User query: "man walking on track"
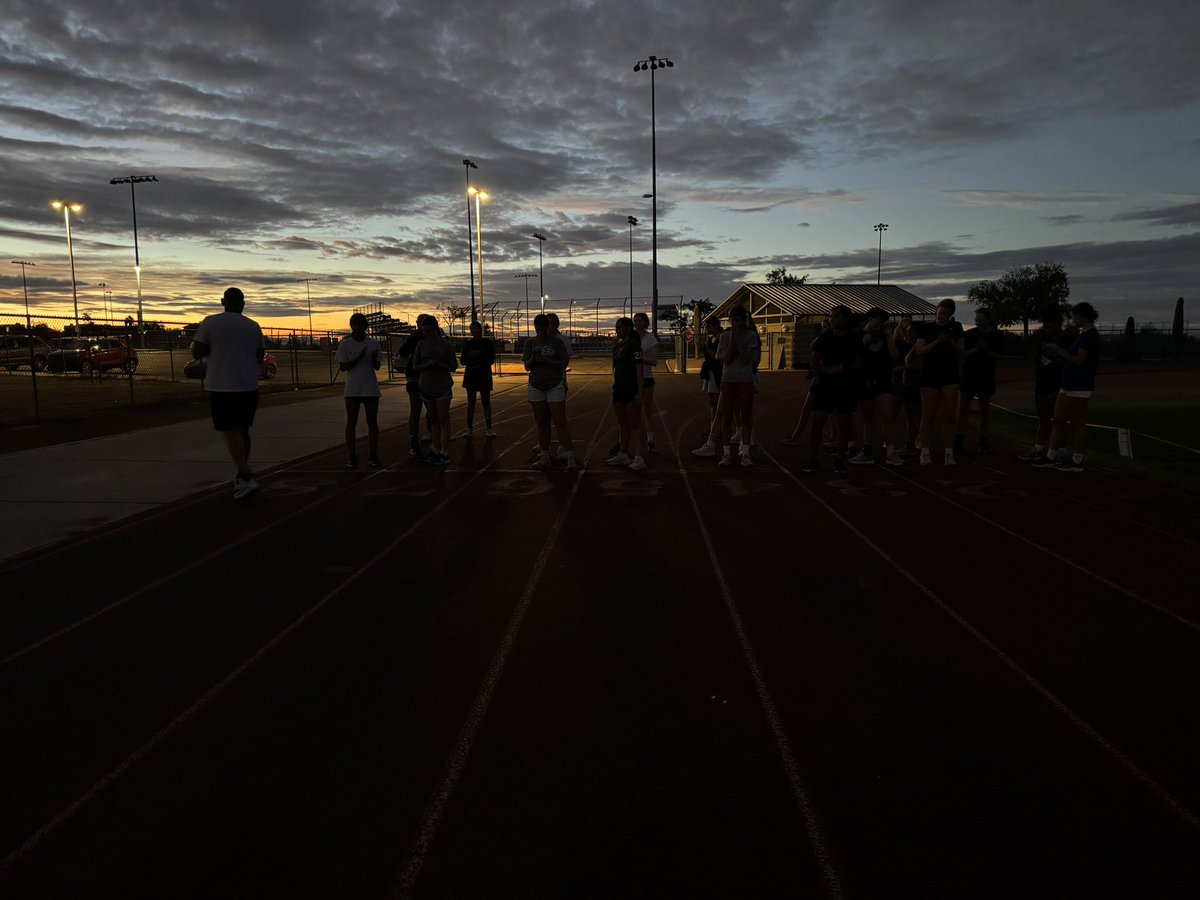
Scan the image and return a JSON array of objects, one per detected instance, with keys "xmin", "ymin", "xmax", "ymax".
[{"xmin": 192, "ymin": 287, "xmax": 266, "ymax": 500}]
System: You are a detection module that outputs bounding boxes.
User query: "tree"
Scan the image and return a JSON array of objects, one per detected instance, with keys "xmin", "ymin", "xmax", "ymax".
[
  {"xmin": 967, "ymin": 262, "xmax": 1070, "ymax": 338},
  {"xmin": 765, "ymin": 266, "xmax": 807, "ymax": 286},
  {"xmin": 1172, "ymin": 297, "xmax": 1185, "ymax": 359},
  {"xmin": 659, "ymin": 304, "xmax": 691, "ymax": 334}
]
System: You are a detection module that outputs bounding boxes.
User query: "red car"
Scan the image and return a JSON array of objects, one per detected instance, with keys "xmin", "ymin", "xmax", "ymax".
[
  {"xmin": 45, "ymin": 338, "xmax": 139, "ymax": 373},
  {"xmin": 184, "ymin": 351, "xmax": 279, "ymax": 380}
]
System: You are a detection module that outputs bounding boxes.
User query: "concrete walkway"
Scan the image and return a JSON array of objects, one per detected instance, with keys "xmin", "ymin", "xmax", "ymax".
[{"xmin": 0, "ymin": 391, "xmax": 374, "ymax": 563}]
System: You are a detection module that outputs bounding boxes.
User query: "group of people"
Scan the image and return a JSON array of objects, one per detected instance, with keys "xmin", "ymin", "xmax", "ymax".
[
  {"xmin": 193, "ymin": 287, "xmax": 1102, "ymax": 500},
  {"xmin": 687, "ymin": 298, "xmax": 1101, "ymax": 475}
]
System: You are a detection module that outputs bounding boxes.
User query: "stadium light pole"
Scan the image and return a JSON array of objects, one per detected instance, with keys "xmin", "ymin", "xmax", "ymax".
[
  {"xmin": 51, "ymin": 200, "xmax": 83, "ymax": 336},
  {"xmin": 531, "ymin": 232, "xmax": 547, "ymax": 315},
  {"xmin": 634, "ymin": 54, "xmax": 674, "ymax": 336},
  {"xmin": 874, "ymin": 222, "xmax": 889, "ymax": 286},
  {"xmin": 12, "ymin": 260, "xmax": 35, "ymax": 331},
  {"xmin": 515, "ymin": 273, "xmax": 535, "ymax": 339},
  {"xmin": 463, "ymin": 159, "xmax": 478, "ymax": 320},
  {"xmin": 469, "ymin": 188, "xmax": 489, "ymax": 307},
  {"xmin": 109, "ymin": 175, "xmax": 157, "ymax": 345},
  {"xmin": 96, "ymin": 281, "xmax": 108, "ymax": 324},
  {"xmin": 297, "ymin": 277, "xmax": 316, "ymax": 341},
  {"xmin": 626, "ymin": 215, "xmax": 639, "ymax": 317}
]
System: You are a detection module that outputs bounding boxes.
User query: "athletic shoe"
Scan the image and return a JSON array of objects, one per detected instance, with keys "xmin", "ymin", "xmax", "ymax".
[
  {"xmin": 691, "ymin": 443, "xmax": 716, "ymax": 457},
  {"xmin": 531, "ymin": 444, "xmax": 542, "ymax": 455},
  {"xmin": 1016, "ymin": 448, "xmax": 1042, "ymax": 462},
  {"xmin": 486, "ymin": 428, "xmax": 497, "ymax": 437},
  {"xmin": 233, "ymin": 475, "xmax": 260, "ymax": 500},
  {"xmin": 462, "ymin": 427, "xmax": 474, "ymax": 438},
  {"xmin": 848, "ymin": 450, "xmax": 875, "ymax": 466},
  {"xmin": 943, "ymin": 450, "xmax": 957, "ymax": 467},
  {"xmin": 919, "ymin": 449, "xmax": 932, "ymax": 466},
  {"xmin": 566, "ymin": 455, "xmax": 578, "ymax": 472},
  {"xmin": 646, "ymin": 440, "xmax": 658, "ymax": 454},
  {"xmin": 1030, "ymin": 455, "xmax": 1056, "ymax": 468},
  {"xmin": 367, "ymin": 454, "xmax": 382, "ymax": 469},
  {"xmin": 555, "ymin": 446, "xmax": 569, "ymax": 461},
  {"xmin": 606, "ymin": 452, "xmax": 631, "ymax": 466},
  {"xmin": 532, "ymin": 452, "xmax": 551, "ymax": 469},
  {"xmin": 430, "ymin": 452, "xmax": 449, "ymax": 467},
  {"xmin": 740, "ymin": 453, "xmax": 755, "ymax": 468},
  {"xmin": 345, "ymin": 456, "xmax": 359, "ymax": 469},
  {"xmin": 627, "ymin": 455, "xmax": 647, "ymax": 471},
  {"xmin": 832, "ymin": 458, "xmax": 848, "ymax": 475},
  {"xmin": 898, "ymin": 442, "xmax": 918, "ymax": 457},
  {"xmin": 800, "ymin": 458, "xmax": 819, "ymax": 473},
  {"xmin": 1055, "ymin": 457, "xmax": 1084, "ymax": 472},
  {"xmin": 409, "ymin": 443, "xmax": 420, "ymax": 457},
  {"xmin": 884, "ymin": 452, "xmax": 905, "ymax": 467},
  {"xmin": 718, "ymin": 454, "xmax": 735, "ymax": 467},
  {"xmin": 978, "ymin": 437, "xmax": 991, "ymax": 454}
]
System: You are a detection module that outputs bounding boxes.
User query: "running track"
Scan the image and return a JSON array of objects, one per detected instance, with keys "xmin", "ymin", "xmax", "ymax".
[{"xmin": 1, "ymin": 374, "xmax": 1198, "ymax": 899}]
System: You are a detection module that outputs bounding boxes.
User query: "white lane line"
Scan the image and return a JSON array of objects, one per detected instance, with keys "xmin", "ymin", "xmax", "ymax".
[
  {"xmin": 0, "ymin": 406, "xmax": 561, "ymax": 873},
  {"xmin": 762, "ymin": 448, "xmax": 1200, "ymax": 831},
  {"xmin": 668, "ymin": 408, "xmax": 845, "ymax": 900},
  {"xmin": 972, "ymin": 461, "xmax": 1200, "ymax": 548},
  {"xmin": 0, "ymin": 393, "xmax": 545, "ymax": 669},
  {"xmin": 389, "ymin": 398, "xmax": 614, "ymax": 899},
  {"xmin": 885, "ymin": 468, "xmax": 1200, "ymax": 635}
]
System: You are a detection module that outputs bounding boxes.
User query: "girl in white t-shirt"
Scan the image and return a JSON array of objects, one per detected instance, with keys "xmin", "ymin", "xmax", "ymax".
[{"xmin": 336, "ymin": 313, "xmax": 383, "ymax": 468}]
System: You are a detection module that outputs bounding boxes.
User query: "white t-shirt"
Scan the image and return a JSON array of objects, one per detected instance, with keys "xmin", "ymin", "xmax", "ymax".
[
  {"xmin": 717, "ymin": 328, "xmax": 761, "ymax": 383},
  {"xmin": 194, "ymin": 311, "xmax": 264, "ymax": 392},
  {"xmin": 336, "ymin": 336, "xmax": 382, "ymax": 397},
  {"xmin": 640, "ymin": 332, "xmax": 658, "ymax": 379}
]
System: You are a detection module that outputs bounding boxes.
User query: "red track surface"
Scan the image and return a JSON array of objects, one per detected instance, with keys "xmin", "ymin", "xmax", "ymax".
[{"xmin": 1, "ymin": 373, "xmax": 1197, "ymax": 898}]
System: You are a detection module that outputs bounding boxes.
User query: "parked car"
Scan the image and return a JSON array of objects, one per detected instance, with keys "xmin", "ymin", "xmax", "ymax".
[
  {"xmin": 183, "ymin": 351, "xmax": 279, "ymax": 381},
  {"xmin": 0, "ymin": 335, "xmax": 52, "ymax": 371},
  {"xmin": 45, "ymin": 337, "xmax": 139, "ymax": 373}
]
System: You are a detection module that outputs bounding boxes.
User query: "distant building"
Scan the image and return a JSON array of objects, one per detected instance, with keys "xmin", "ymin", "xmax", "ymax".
[{"xmin": 706, "ymin": 283, "xmax": 938, "ymax": 370}]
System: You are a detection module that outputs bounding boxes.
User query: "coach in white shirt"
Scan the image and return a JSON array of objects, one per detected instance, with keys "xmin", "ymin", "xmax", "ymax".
[{"xmin": 192, "ymin": 287, "xmax": 266, "ymax": 500}]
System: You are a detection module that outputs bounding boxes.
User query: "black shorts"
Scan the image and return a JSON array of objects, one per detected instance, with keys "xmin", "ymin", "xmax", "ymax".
[
  {"xmin": 961, "ymin": 375, "xmax": 995, "ymax": 397},
  {"xmin": 345, "ymin": 396, "xmax": 380, "ymax": 411},
  {"xmin": 210, "ymin": 390, "xmax": 259, "ymax": 431},
  {"xmin": 613, "ymin": 384, "xmax": 639, "ymax": 404},
  {"xmin": 643, "ymin": 377, "xmax": 655, "ymax": 388},
  {"xmin": 463, "ymin": 367, "xmax": 493, "ymax": 392},
  {"xmin": 405, "ymin": 381, "xmax": 421, "ymax": 395},
  {"xmin": 861, "ymin": 377, "xmax": 896, "ymax": 400},
  {"xmin": 901, "ymin": 385, "xmax": 922, "ymax": 404},
  {"xmin": 813, "ymin": 381, "xmax": 858, "ymax": 415},
  {"xmin": 920, "ymin": 369, "xmax": 960, "ymax": 390}
]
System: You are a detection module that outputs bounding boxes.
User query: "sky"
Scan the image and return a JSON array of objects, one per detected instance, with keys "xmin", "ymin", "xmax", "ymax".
[{"xmin": 1, "ymin": 0, "xmax": 1197, "ymax": 333}]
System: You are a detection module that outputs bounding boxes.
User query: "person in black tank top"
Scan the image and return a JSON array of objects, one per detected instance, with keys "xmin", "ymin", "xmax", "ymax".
[{"xmin": 914, "ymin": 298, "xmax": 965, "ymax": 466}]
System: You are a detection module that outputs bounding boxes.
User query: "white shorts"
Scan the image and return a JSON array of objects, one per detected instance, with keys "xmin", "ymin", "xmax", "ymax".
[
  {"xmin": 528, "ymin": 383, "xmax": 567, "ymax": 403},
  {"xmin": 1060, "ymin": 389, "xmax": 1093, "ymax": 399}
]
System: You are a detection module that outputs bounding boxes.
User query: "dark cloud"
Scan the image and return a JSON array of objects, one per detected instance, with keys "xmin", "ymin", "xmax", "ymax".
[
  {"xmin": 1044, "ymin": 215, "xmax": 1085, "ymax": 226},
  {"xmin": 1114, "ymin": 201, "xmax": 1200, "ymax": 228}
]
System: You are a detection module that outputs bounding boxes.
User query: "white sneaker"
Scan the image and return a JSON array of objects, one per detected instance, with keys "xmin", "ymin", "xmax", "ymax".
[
  {"xmin": 718, "ymin": 454, "xmax": 734, "ymax": 467},
  {"xmin": 606, "ymin": 452, "xmax": 631, "ymax": 466},
  {"xmin": 555, "ymin": 446, "xmax": 569, "ymax": 461},
  {"xmin": 532, "ymin": 452, "xmax": 551, "ymax": 469},
  {"xmin": 565, "ymin": 454, "xmax": 578, "ymax": 472},
  {"xmin": 462, "ymin": 427, "xmax": 474, "ymax": 438},
  {"xmin": 486, "ymin": 428, "xmax": 497, "ymax": 437},
  {"xmin": 233, "ymin": 475, "xmax": 259, "ymax": 500},
  {"xmin": 944, "ymin": 450, "xmax": 957, "ymax": 467},
  {"xmin": 627, "ymin": 455, "xmax": 647, "ymax": 471},
  {"xmin": 919, "ymin": 449, "xmax": 932, "ymax": 466},
  {"xmin": 691, "ymin": 443, "xmax": 715, "ymax": 457},
  {"xmin": 740, "ymin": 453, "xmax": 754, "ymax": 468},
  {"xmin": 848, "ymin": 450, "xmax": 875, "ymax": 466},
  {"xmin": 884, "ymin": 452, "xmax": 905, "ymax": 467}
]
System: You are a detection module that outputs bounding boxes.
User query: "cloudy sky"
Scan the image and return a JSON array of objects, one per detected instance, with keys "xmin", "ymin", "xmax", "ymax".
[{"xmin": 1, "ymin": 0, "xmax": 1197, "ymax": 332}]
